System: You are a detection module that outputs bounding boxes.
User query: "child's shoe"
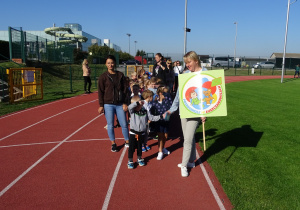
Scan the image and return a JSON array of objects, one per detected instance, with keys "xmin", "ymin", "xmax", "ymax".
[
  {"xmin": 138, "ymin": 159, "xmax": 145, "ymax": 166},
  {"xmin": 127, "ymin": 161, "xmax": 134, "ymax": 169},
  {"xmin": 162, "ymin": 148, "xmax": 170, "ymax": 155},
  {"xmin": 157, "ymin": 152, "xmax": 163, "ymax": 160},
  {"xmin": 142, "ymin": 146, "xmax": 147, "ymax": 152},
  {"xmin": 125, "ymin": 143, "xmax": 129, "ymax": 148},
  {"xmin": 145, "ymin": 144, "xmax": 151, "ymax": 151}
]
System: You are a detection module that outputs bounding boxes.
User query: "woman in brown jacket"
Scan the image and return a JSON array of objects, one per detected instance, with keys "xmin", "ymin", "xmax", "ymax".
[
  {"xmin": 82, "ymin": 59, "xmax": 92, "ymax": 94},
  {"xmin": 98, "ymin": 55, "xmax": 130, "ymax": 152}
]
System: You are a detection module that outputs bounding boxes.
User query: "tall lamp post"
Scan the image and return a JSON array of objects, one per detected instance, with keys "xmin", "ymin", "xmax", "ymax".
[
  {"xmin": 134, "ymin": 41, "xmax": 137, "ymax": 56},
  {"xmin": 234, "ymin": 22, "xmax": 238, "ymax": 66},
  {"xmin": 183, "ymin": 0, "xmax": 191, "ymax": 65},
  {"xmin": 126, "ymin": 33, "xmax": 131, "ymax": 55},
  {"xmin": 281, "ymin": 0, "xmax": 297, "ymax": 83}
]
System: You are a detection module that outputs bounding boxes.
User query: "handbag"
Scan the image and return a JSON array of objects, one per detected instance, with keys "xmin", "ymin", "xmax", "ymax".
[{"xmin": 117, "ymin": 89, "xmax": 125, "ymax": 103}]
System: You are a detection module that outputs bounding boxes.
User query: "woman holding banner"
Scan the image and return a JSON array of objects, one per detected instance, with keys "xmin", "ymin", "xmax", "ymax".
[{"xmin": 164, "ymin": 51, "xmax": 206, "ymax": 177}]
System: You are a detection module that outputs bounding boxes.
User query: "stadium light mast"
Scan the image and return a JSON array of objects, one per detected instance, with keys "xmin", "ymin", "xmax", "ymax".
[
  {"xmin": 126, "ymin": 33, "xmax": 131, "ymax": 55},
  {"xmin": 183, "ymin": 0, "xmax": 191, "ymax": 56},
  {"xmin": 134, "ymin": 41, "xmax": 137, "ymax": 56},
  {"xmin": 281, "ymin": 0, "xmax": 297, "ymax": 83},
  {"xmin": 234, "ymin": 22, "xmax": 238, "ymax": 66}
]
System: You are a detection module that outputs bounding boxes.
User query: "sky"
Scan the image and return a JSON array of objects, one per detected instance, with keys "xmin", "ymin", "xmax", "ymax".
[{"xmin": 0, "ymin": 0, "xmax": 299, "ymax": 60}]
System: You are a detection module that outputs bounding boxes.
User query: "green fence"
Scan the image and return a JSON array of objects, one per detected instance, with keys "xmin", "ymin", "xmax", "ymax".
[
  {"xmin": 9, "ymin": 27, "xmax": 75, "ymax": 64},
  {"xmin": 68, "ymin": 64, "xmax": 106, "ymax": 92}
]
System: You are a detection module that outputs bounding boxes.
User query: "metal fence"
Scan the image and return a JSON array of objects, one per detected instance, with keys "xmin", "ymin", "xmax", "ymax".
[{"xmin": 9, "ymin": 27, "xmax": 74, "ymax": 64}]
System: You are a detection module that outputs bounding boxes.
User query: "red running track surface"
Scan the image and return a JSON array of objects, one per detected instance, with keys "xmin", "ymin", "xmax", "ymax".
[{"xmin": 0, "ymin": 76, "xmax": 289, "ymax": 209}]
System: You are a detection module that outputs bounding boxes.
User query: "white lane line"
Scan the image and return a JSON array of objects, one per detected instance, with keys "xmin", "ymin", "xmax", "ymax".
[
  {"xmin": 102, "ymin": 147, "xmax": 127, "ymax": 210},
  {"xmin": 0, "ymin": 100, "xmax": 97, "ymax": 142},
  {"xmin": 0, "ymin": 114, "xmax": 101, "ymax": 197},
  {"xmin": 196, "ymin": 151, "xmax": 226, "ymax": 210},
  {"xmin": 0, "ymin": 97, "xmax": 74, "ymax": 120},
  {"xmin": 0, "ymin": 138, "xmax": 124, "ymax": 149}
]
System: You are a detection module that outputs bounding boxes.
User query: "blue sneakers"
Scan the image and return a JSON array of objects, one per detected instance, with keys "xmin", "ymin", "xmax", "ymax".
[
  {"xmin": 142, "ymin": 146, "xmax": 147, "ymax": 152},
  {"xmin": 127, "ymin": 161, "xmax": 134, "ymax": 169},
  {"xmin": 138, "ymin": 159, "xmax": 145, "ymax": 166},
  {"xmin": 145, "ymin": 145, "xmax": 151, "ymax": 150}
]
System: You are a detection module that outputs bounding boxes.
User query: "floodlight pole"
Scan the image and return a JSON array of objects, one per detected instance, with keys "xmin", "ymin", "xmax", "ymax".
[
  {"xmin": 234, "ymin": 22, "xmax": 238, "ymax": 67},
  {"xmin": 183, "ymin": 0, "xmax": 188, "ymax": 56},
  {"xmin": 126, "ymin": 33, "xmax": 131, "ymax": 55},
  {"xmin": 134, "ymin": 41, "xmax": 137, "ymax": 56},
  {"xmin": 281, "ymin": 0, "xmax": 297, "ymax": 83}
]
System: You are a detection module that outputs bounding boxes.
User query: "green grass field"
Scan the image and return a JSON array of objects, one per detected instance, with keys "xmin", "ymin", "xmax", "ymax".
[
  {"xmin": 199, "ymin": 79, "xmax": 300, "ymax": 209},
  {"xmin": 0, "ymin": 63, "xmax": 106, "ymax": 116}
]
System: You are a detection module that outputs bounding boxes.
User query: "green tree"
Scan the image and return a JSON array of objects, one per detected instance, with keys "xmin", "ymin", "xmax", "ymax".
[{"xmin": 136, "ymin": 49, "xmax": 146, "ymax": 56}]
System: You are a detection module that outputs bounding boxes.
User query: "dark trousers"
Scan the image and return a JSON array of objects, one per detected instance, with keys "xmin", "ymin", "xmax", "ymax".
[
  {"xmin": 128, "ymin": 133, "xmax": 143, "ymax": 161},
  {"xmin": 174, "ymin": 76, "xmax": 178, "ymax": 93},
  {"xmin": 84, "ymin": 76, "xmax": 91, "ymax": 91}
]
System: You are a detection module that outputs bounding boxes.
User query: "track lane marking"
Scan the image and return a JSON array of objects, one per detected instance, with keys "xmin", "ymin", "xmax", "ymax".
[
  {"xmin": 102, "ymin": 147, "xmax": 127, "ymax": 210},
  {"xmin": 196, "ymin": 150, "xmax": 226, "ymax": 210},
  {"xmin": 0, "ymin": 138, "xmax": 124, "ymax": 148},
  {"xmin": 0, "ymin": 100, "xmax": 97, "ymax": 142},
  {"xmin": 0, "ymin": 114, "xmax": 101, "ymax": 197},
  {"xmin": 0, "ymin": 93, "xmax": 98, "ymax": 120}
]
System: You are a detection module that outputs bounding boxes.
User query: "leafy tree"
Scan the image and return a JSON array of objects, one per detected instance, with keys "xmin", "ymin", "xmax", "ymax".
[
  {"xmin": 136, "ymin": 49, "xmax": 146, "ymax": 56},
  {"xmin": 73, "ymin": 48, "xmax": 88, "ymax": 64}
]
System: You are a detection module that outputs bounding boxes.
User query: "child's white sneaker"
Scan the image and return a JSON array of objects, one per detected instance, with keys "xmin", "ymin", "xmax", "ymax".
[{"xmin": 157, "ymin": 152, "xmax": 163, "ymax": 160}]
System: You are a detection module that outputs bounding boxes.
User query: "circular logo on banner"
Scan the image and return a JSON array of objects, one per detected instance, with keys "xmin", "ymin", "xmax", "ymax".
[{"xmin": 182, "ymin": 73, "xmax": 223, "ymax": 115}]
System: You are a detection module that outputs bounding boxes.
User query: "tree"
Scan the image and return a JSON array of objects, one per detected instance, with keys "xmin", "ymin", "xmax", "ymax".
[
  {"xmin": 136, "ymin": 49, "xmax": 146, "ymax": 56},
  {"xmin": 73, "ymin": 48, "xmax": 88, "ymax": 64}
]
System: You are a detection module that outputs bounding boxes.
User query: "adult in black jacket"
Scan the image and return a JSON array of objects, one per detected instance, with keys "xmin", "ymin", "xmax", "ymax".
[{"xmin": 152, "ymin": 53, "xmax": 167, "ymax": 84}]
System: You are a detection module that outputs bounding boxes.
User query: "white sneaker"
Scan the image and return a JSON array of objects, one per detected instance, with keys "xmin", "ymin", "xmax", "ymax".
[
  {"xmin": 157, "ymin": 152, "xmax": 163, "ymax": 160},
  {"xmin": 162, "ymin": 148, "xmax": 170, "ymax": 155},
  {"xmin": 177, "ymin": 162, "xmax": 195, "ymax": 168},
  {"xmin": 181, "ymin": 166, "xmax": 188, "ymax": 177}
]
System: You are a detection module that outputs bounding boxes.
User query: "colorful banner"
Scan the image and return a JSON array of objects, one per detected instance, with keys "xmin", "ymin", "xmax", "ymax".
[{"xmin": 179, "ymin": 70, "xmax": 227, "ymax": 118}]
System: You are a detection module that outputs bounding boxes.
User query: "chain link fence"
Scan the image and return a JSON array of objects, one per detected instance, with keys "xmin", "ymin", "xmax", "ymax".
[{"xmin": 9, "ymin": 27, "xmax": 75, "ymax": 64}]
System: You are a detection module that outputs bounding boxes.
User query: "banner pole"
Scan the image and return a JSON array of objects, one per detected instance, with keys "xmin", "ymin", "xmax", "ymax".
[{"xmin": 202, "ymin": 121, "xmax": 206, "ymax": 151}]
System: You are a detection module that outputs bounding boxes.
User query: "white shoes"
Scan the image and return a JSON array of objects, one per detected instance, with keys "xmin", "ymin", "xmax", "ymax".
[
  {"xmin": 157, "ymin": 148, "xmax": 170, "ymax": 160},
  {"xmin": 177, "ymin": 162, "xmax": 195, "ymax": 168},
  {"xmin": 181, "ymin": 166, "xmax": 189, "ymax": 177},
  {"xmin": 157, "ymin": 152, "xmax": 163, "ymax": 160},
  {"xmin": 162, "ymin": 148, "xmax": 170, "ymax": 155}
]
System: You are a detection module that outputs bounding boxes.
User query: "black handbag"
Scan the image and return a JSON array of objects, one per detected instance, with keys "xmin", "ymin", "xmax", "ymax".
[{"xmin": 117, "ymin": 89, "xmax": 125, "ymax": 103}]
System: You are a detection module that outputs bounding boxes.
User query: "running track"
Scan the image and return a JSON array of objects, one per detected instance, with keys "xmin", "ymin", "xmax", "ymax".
[{"xmin": 0, "ymin": 76, "xmax": 291, "ymax": 209}]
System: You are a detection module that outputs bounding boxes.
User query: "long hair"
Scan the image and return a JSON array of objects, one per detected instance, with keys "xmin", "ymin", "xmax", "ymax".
[{"xmin": 82, "ymin": 59, "xmax": 88, "ymax": 65}]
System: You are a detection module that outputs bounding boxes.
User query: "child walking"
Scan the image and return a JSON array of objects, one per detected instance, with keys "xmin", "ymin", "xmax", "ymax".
[
  {"xmin": 141, "ymin": 90, "xmax": 155, "ymax": 152},
  {"xmin": 127, "ymin": 95, "xmax": 163, "ymax": 169},
  {"xmin": 151, "ymin": 86, "xmax": 173, "ymax": 160}
]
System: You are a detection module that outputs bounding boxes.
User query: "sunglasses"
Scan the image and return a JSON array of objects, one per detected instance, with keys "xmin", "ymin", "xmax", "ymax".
[{"xmin": 167, "ymin": 62, "xmax": 172, "ymax": 64}]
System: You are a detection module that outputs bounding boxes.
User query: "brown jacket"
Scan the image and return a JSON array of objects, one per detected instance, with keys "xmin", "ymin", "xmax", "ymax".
[{"xmin": 97, "ymin": 70, "xmax": 129, "ymax": 107}]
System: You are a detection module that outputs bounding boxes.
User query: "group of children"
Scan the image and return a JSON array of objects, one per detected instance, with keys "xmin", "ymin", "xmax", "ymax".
[{"xmin": 126, "ymin": 68, "xmax": 173, "ymax": 169}]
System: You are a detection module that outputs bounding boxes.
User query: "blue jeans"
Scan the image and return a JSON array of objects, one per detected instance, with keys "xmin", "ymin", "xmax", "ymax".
[{"xmin": 104, "ymin": 104, "xmax": 129, "ymax": 141}]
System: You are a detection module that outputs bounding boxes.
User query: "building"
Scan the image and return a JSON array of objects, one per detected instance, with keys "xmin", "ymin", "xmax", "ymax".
[
  {"xmin": 103, "ymin": 39, "xmax": 121, "ymax": 52},
  {"xmin": 0, "ymin": 23, "xmax": 121, "ymax": 52},
  {"xmin": 270, "ymin": 53, "xmax": 300, "ymax": 69}
]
